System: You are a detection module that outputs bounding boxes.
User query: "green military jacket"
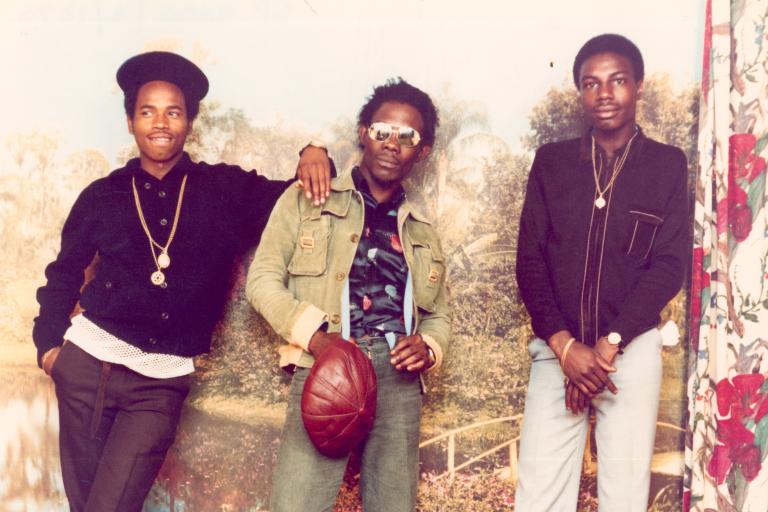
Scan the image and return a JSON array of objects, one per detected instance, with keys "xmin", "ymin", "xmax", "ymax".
[{"xmin": 246, "ymin": 170, "xmax": 451, "ymax": 372}]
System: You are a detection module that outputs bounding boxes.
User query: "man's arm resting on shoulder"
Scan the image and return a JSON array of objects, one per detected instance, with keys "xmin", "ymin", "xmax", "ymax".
[{"xmin": 245, "ymin": 187, "xmax": 327, "ymax": 351}]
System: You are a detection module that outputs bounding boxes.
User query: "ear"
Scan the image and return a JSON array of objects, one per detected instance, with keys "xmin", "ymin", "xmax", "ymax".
[
  {"xmin": 358, "ymin": 125, "xmax": 368, "ymax": 147},
  {"xmin": 186, "ymin": 119, "xmax": 194, "ymax": 136},
  {"xmin": 636, "ymin": 80, "xmax": 644, "ymax": 97},
  {"xmin": 415, "ymin": 144, "xmax": 432, "ymax": 162},
  {"xmin": 127, "ymin": 116, "xmax": 134, "ymax": 135}
]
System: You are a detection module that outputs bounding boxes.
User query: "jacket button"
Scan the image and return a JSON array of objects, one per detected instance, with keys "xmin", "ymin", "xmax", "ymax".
[
  {"xmin": 159, "ymin": 218, "xmax": 168, "ymax": 226},
  {"xmin": 350, "ymin": 234, "xmax": 359, "ymax": 243},
  {"xmin": 160, "ymin": 282, "xmax": 168, "ymax": 289},
  {"xmin": 104, "ymin": 281, "xmax": 113, "ymax": 289},
  {"xmin": 335, "ymin": 271, "xmax": 345, "ymax": 281},
  {"xmin": 158, "ymin": 190, "xmax": 167, "ymax": 198},
  {"xmin": 161, "ymin": 312, "xmax": 169, "ymax": 320},
  {"xmin": 330, "ymin": 314, "xmax": 341, "ymax": 324},
  {"xmin": 144, "ymin": 182, "xmax": 152, "ymax": 190},
  {"xmin": 148, "ymin": 337, "xmax": 158, "ymax": 345}
]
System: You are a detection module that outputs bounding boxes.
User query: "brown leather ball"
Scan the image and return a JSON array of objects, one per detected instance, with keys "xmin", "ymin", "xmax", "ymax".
[{"xmin": 301, "ymin": 339, "xmax": 377, "ymax": 458}]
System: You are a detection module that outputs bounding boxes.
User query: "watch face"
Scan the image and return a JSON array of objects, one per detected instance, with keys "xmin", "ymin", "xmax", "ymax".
[{"xmin": 608, "ymin": 332, "xmax": 622, "ymax": 345}]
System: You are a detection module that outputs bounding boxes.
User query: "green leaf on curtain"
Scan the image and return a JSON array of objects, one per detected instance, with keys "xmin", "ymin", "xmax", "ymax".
[
  {"xmin": 756, "ymin": 134, "xmax": 768, "ymax": 155},
  {"xmin": 756, "ymin": 415, "xmax": 768, "ymax": 461},
  {"xmin": 742, "ymin": 312, "xmax": 759, "ymax": 322},
  {"xmin": 760, "ymin": 379, "xmax": 768, "ymax": 393},
  {"xmin": 747, "ymin": 172, "xmax": 766, "ymax": 222}
]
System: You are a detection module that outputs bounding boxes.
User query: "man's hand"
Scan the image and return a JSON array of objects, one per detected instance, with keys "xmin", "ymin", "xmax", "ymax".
[
  {"xmin": 296, "ymin": 146, "xmax": 332, "ymax": 206},
  {"xmin": 548, "ymin": 331, "xmax": 617, "ymax": 398},
  {"xmin": 42, "ymin": 346, "xmax": 62, "ymax": 376},
  {"xmin": 594, "ymin": 336, "xmax": 620, "ymax": 367},
  {"xmin": 565, "ymin": 381, "xmax": 591, "ymax": 414},
  {"xmin": 307, "ymin": 330, "xmax": 349, "ymax": 359},
  {"xmin": 391, "ymin": 334, "xmax": 431, "ymax": 372}
]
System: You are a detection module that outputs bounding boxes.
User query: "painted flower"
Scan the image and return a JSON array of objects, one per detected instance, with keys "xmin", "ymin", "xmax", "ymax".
[
  {"xmin": 730, "ymin": 133, "xmax": 766, "ymax": 183},
  {"xmin": 689, "ymin": 247, "xmax": 710, "ymax": 350}
]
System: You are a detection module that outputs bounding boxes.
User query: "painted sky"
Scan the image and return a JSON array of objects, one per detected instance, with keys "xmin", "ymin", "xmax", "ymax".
[{"xmin": 1, "ymin": 0, "xmax": 703, "ymax": 164}]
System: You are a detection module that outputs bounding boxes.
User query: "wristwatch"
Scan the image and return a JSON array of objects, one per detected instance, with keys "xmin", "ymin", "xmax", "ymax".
[
  {"xmin": 299, "ymin": 140, "xmax": 328, "ymax": 156},
  {"xmin": 607, "ymin": 332, "xmax": 622, "ymax": 345}
]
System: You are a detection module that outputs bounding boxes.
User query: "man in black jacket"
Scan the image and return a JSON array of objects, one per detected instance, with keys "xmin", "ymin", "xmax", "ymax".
[
  {"xmin": 33, "ymin": 51, "xmax": 332, "ymax": 511},
  {"xmin": 514, "ymin": 34, "xmax": 688, "ymax": 511}
]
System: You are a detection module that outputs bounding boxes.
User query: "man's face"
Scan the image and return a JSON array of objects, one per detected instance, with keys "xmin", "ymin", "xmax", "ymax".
[
  {"xmin": 357, "ymin": 101, "xmax": 431, "ymax": 191},
  {"xmin": 127, "ymin": 80, "xmax": 191, "ymax": 174},
  {"xmin": 578, "ymin": 52, "xmax": 642, "ymax": 135}
]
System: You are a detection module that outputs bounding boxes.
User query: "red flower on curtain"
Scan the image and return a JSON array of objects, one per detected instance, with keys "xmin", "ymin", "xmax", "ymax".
[
  {"xmin": 707, "ymin": 374, "xmax": 767, "ymax": 484},
  {"xmin": 689, "ymin": 247, "xmax": 710, "ymax": 351},
  {"xmin": 730, "ymin": 133, "xmax": 766, "ymax": 184},
  {"xmin": 717, "ymin": 183, "xmax": 752, "ymax": 242}
]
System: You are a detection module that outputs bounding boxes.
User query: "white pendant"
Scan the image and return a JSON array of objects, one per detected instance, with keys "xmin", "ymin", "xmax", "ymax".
[
  {"xmin": 158, "ymin": 251, "xmax": 171, "ymax": 269},
  {"xmin": 151, "ymin": 270, "xmax": 166, "ymax": 286},
  {"xmin": 595, "ymin": 196, "xmax": 606, "ymax": 209}
]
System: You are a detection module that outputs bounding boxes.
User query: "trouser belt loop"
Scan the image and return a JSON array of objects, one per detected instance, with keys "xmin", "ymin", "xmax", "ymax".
[{"xmin": 90, "ymin": 362, "xmax": 112, "ymax": 439}]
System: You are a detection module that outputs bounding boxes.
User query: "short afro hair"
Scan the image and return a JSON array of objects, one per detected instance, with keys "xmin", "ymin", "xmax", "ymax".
[
  {"xmin": 123, "ymin": 86, "xmax": 201, "ymax": 121},
  {"xmin": 358, "ymin": 78, "xmax": 439, "ymax": 146},
  {"xmin": 572, "ymin": 34, "xmax": 644, "ymax": 89}
]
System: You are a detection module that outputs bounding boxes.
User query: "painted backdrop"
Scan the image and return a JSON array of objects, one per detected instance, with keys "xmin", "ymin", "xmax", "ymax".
[{"xmin": 0, "ymin": 1, "xmax": 702, "ymax": 510}]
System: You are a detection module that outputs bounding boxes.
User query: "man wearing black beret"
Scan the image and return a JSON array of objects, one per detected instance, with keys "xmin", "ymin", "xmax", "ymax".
[{"xmin": 32, "ymin": 51, "xmax": 333, "ymax": 511}]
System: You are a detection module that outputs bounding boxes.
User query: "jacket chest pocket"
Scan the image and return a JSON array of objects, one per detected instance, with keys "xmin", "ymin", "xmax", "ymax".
[
  {"xmin": 288, "ymin": 215, "xmax": 331, "ymax": 276},
  {"xmin": 625, "ymin": 209, "xmax": 664, "ymax": 259},
  {"xmin": 411, "ymin": 240, "xmax": 445, "ymax": 312}
]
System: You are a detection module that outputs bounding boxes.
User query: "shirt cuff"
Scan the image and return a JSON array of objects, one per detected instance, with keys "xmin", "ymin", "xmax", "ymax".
[
  {"xmin": 420, "ymin": 333, "xmax": 444, "ymax": 374},
  {"xmin": 289, "ymin": 303, "xmax": 328, "ymax": 351}
]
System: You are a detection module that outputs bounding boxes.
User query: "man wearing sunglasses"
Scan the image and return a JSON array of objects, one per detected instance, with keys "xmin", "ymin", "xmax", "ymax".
[
  {"xmin": 247, "ymin": 78, "xmax": 451, "ymax": 511},
  {"xmin": 32, "ymin": 51, "xmax": 332, "ymax": 511},
  {"xmin": 514, "ymin": 34, "xmax": 689, "ymax": 510}
]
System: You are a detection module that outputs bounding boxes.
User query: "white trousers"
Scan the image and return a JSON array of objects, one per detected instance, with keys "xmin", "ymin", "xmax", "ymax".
[{"xmin": 514, "ymin": 329, "xmax": 663, "ymax": 512}]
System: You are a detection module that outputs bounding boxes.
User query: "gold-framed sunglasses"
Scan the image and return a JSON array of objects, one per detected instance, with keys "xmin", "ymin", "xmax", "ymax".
[{"xmin": 367, "ymin": 122, "xmax": 422, "ymax": 147}]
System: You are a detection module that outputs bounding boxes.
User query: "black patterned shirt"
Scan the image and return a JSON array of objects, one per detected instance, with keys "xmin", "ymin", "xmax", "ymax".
[{"xmin": 348, "ymin": 168, "xmax": 408, "ymax": 339}]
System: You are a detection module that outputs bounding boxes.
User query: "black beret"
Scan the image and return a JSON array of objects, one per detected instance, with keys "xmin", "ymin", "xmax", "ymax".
[{"xmin": 116, "ymin": 51, "xmax": 209, "ymax": 103}]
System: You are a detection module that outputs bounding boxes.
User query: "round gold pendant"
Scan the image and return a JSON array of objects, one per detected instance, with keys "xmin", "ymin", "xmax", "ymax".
[
  {"xmin": 158, "ymin": 251, "xmax": 171, "ymax": 269},
  {"xmin": 595, "ymin": 196, "xmax": 606, "ymax": 209},
  {"xmin": 151, "ymin": 270, "xmax": 166, "ymax": 286}
]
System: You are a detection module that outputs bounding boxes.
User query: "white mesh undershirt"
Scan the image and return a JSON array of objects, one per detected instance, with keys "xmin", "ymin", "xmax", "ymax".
[{"xmin": 64, "ymin": 314, "xmax": 195, "ymax": 378}]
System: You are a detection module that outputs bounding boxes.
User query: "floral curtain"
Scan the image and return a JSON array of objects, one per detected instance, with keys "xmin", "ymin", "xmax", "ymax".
[{"xmin": 686, "ymin": 0, "xmax": 768, "ymax": 510}]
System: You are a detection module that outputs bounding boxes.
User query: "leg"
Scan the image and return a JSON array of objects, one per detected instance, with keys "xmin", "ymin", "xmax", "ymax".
[
  {"xmin": 270, "ymin": 367, "xmax": 349, "ymax": 512},
  {"xmin": 359, "ymin": 339, "xmax": 422, "ymax": 512},
  {"xmin": 514, "ymin": 339, "xmax": 590, "ymax": 512},
  {"xmin": 593, "ymin": 329, "xmax": 662, "ymax": 512},
  {"xmin": 53, "ymin": 342, "xmax": 115, "ymax": 512},
  {"xmin": 84, "ymin": 366, "xmax": 190, "ymax": 512}
]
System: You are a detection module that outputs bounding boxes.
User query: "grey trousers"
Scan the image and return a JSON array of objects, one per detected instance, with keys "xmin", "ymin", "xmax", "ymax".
[
  {"xmin": 514, "ymin": 329, "xmax": 663, "ymax": 512},
  {"xmin": 52, "ymin": 341, "xmax": 190, "ymax": 512},
  {"xmin": 270, "ymin": 337, "xmax": 422, "ymax": 512}
]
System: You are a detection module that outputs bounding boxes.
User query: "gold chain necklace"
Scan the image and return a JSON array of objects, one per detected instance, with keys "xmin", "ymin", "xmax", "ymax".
[
  {"xmin": 131, "ymin": 174, "xmax": 188, "ymax": 286},
  {"xmin": 590, "ymin": 132, "xmax": 637, "ymax": 209}
]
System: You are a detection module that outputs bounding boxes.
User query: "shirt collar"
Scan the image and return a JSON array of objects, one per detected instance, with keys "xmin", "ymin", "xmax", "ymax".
[
  {"xmin": 579, "ymin": 126, "xmax": 645, "ymax": 164},
  {"xmin": 351, "ymin": 167, "xmax": 406, "ymax": 210},
  {"xmin": 126, "ymin": 152, "xmax": 193, "ymax": 183}
]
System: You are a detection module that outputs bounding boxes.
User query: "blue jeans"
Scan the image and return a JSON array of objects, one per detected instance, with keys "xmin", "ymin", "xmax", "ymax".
[{"xmin": 270, "ymin": 337, "xmax": 422, "ymax": 512}]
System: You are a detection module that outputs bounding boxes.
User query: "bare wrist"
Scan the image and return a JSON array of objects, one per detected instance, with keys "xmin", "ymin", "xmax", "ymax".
[{"xmin": 547, "ymin": 331, "xmax": 573, "ymax": 358}]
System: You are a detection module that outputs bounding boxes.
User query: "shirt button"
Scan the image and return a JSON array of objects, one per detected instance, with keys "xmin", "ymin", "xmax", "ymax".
[
  {"xmin": 330, "ymin": 314, "xmax": 341, "ymax": 324},
  {"xmin": 350, "ymin": 234, "xmax": 359, "ymax": 243},
  {"xmin": 104, "ymin": 281, "xmax": 112, "ymax": 289},
  {"xmin": 158, "ymin": 190, "xmax": 167, "ymax": 198},
  {"xmin": 148, "ymin": 337, "xmax": 158, "ymax": 345},
  {"xmin": 160, "ymin": 282, "xmax": 168, "ymax": 289},
  {"xmin": 160, "ymin": 218, "xmax": 168, "ymax": 226},
  {"xmin": 161, "ymin": 312, "xmax": 169, "ymax": 320},
  {"xmin": 144, "ymin": 182, "xmax": 152, "ymax": 190},
  {"xmin": 335, "ymin": 271, "xmax": 345, "ymax": 281}
]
